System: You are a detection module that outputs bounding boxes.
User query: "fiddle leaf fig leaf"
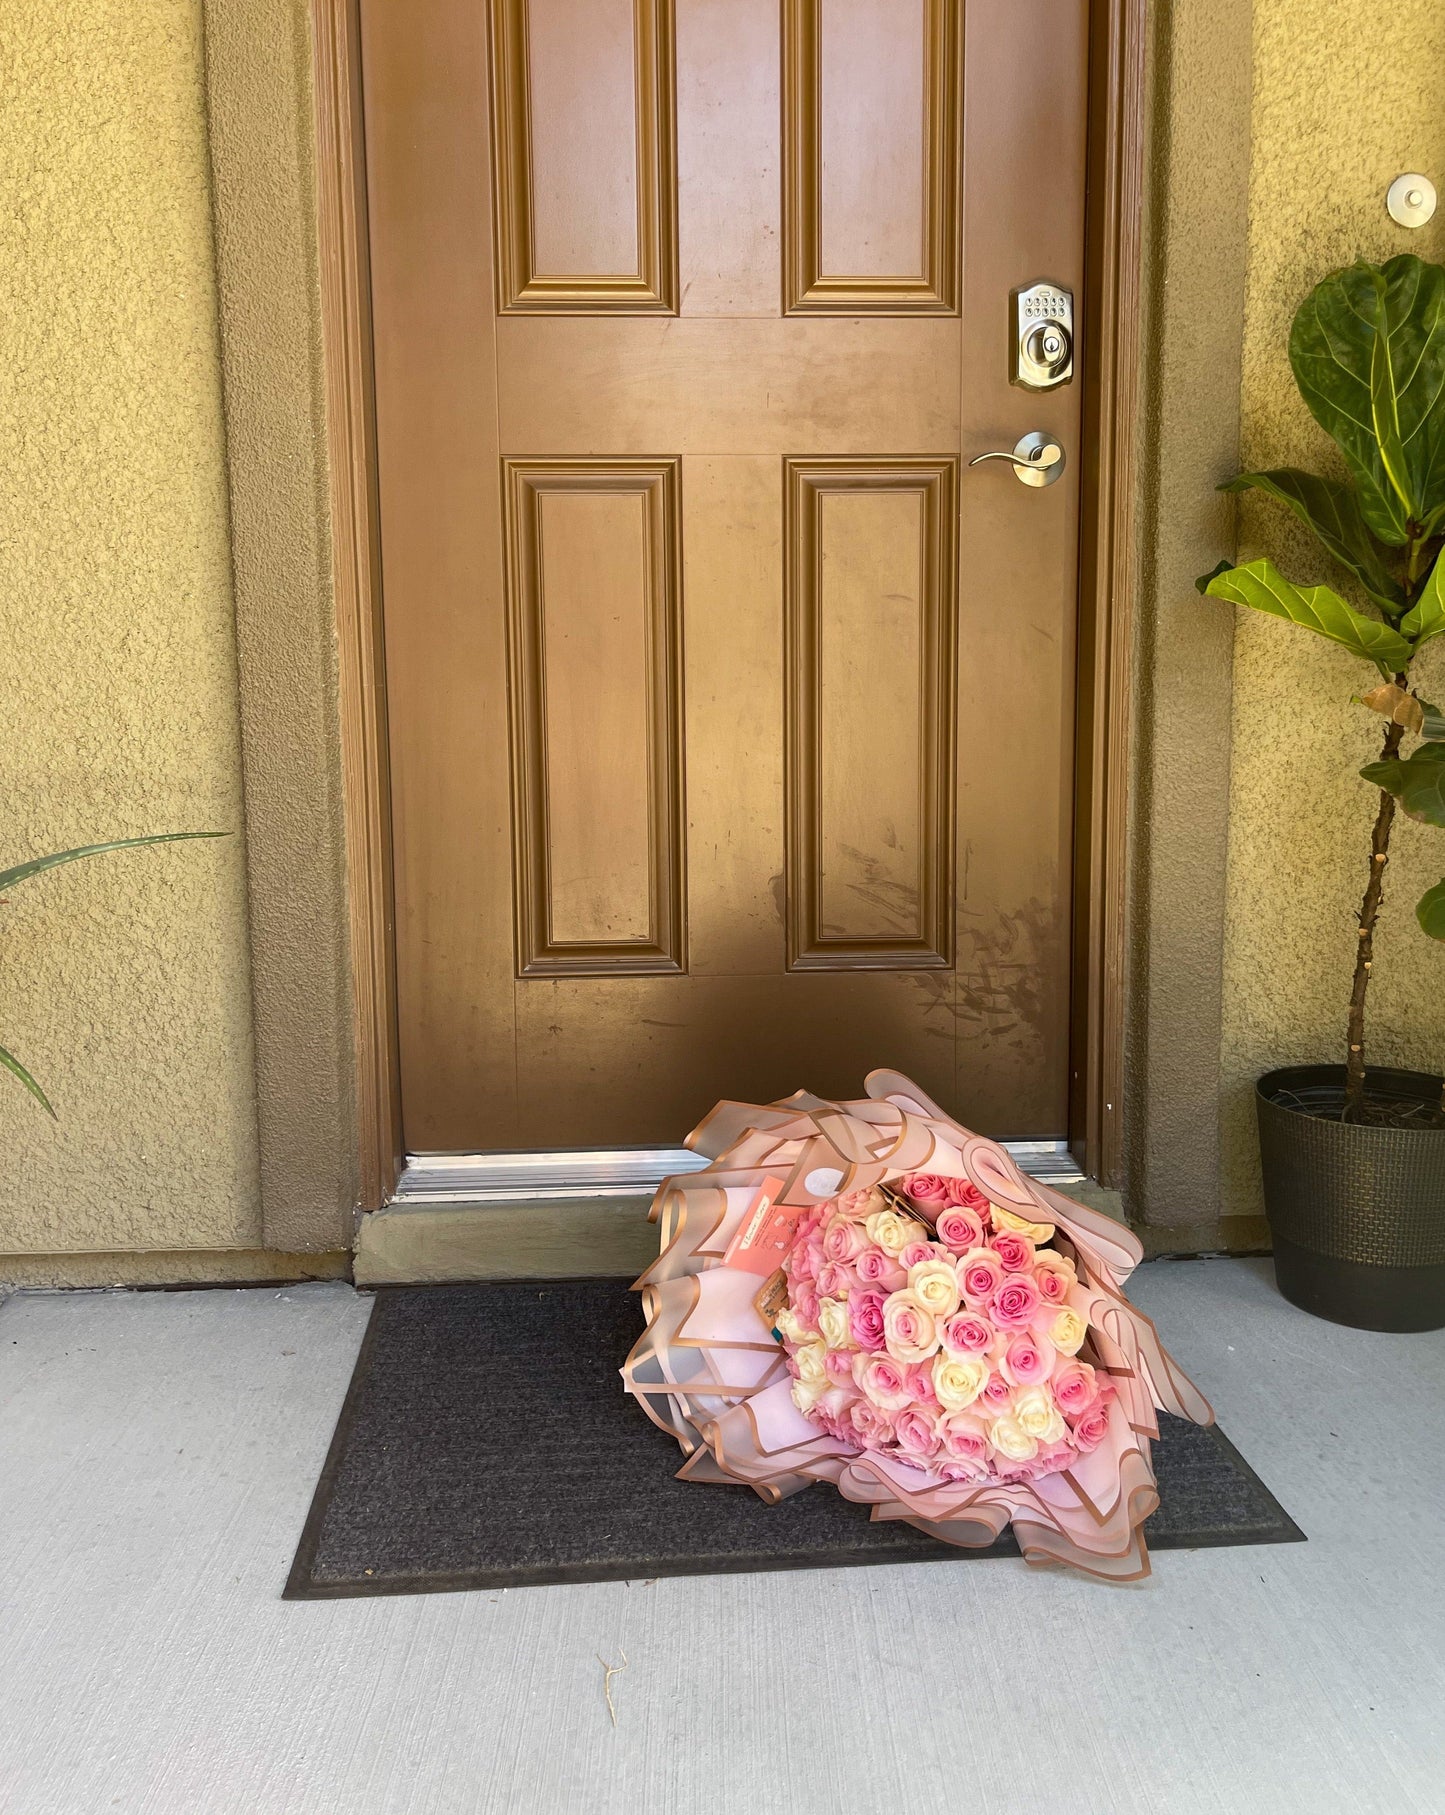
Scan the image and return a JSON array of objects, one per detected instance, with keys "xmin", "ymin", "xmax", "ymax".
[
  {"xmin": 1289, "ymin": 256, "xmax": 1445, "ymax": 545},
  {"xmin": 0, "ymin": 1044, "xmax": 56, "ymax": 1118},
  {"xmin": 1205, "ymin": 558, "xmax": 1413, "ymax": 674},
  {"xmin": 0, "ymin": 832, "xmax": 225, "ymax": 898},
  {"xmin": 1220, "ymin": 470, "xmax": 1405, "ymax": 610},
  {"xmin": 1418, "ymin": 880, "xmax": 1445, "ymax": 941},
  {"xmin": 1195, "ymin": 558, "xmax": 1233, "ymax": 595},
  {"xmin": 1361, "ymin": 756, "xmax": 1410, "ymax": 791},
  {"xmin": 1364, "ymin": 740, "xmax": 1445, "ymax": 826},
  {"xmin": 1357, "ymin": 682, "xmax": 1424, "ymax": 733},
  {"xmin": 1400, "ymin": 550, "xmax": 1445, "ymax": 650}
]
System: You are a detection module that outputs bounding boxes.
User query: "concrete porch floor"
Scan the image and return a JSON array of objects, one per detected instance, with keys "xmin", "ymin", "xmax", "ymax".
[{"xmin": 2, "ymin": 1259, "xmax": 1443, "ymax": 1815}]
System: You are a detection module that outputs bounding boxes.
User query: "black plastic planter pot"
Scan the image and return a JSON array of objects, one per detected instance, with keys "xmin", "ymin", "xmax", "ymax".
[{"xmin": 1256, "ymin": 1065, "xmax": 1445, "ymax": 1332}]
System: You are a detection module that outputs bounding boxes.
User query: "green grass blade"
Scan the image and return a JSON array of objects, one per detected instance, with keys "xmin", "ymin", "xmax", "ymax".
[
  {"xmin": 0, "ymin": 1044, "xmax": 57, "ymax": 1118},
  {"xmin": 0, "ymin": 832, "xmax": 226, "ymax": 897}
]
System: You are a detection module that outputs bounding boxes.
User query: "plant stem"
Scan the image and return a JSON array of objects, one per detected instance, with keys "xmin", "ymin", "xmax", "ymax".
[
  {"xmin": 1345, "ymin": 715, "xmax": 1403, "ymax": 1118},
  {"xmin": 1345, "ymin": 520, "xmax": 1425, "ymax": 1119}
]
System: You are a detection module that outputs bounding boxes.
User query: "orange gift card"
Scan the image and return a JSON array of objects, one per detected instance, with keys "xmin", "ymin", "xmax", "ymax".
[{"xmin": 722, "ymin": 1176, "xmax": 804, "ymax": 1275}]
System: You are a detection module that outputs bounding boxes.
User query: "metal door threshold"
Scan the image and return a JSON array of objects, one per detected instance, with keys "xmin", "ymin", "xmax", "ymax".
[{"xmin": 394, "ymin": 1140, "xmax": 1085, "ymax": 1206}]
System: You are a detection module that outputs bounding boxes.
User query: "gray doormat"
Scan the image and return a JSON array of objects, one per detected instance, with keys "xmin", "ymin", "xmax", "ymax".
[{"xmin": 285, "ymin": 1280, "xmax": 1304, "ymax": 1598}]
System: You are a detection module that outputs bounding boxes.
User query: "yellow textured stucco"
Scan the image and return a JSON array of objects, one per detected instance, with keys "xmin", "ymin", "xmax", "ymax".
[
  {"xmin": 6, "ymin": 0, "xmax": 1445, "ymax": 1270},
  {"xmin": 1221, "ymin": 0, "xmax": 1445, "ymax": 1214},
  {"xmin": 0, "ymin": 3, "xmax": 262, "ymax": 1252}
]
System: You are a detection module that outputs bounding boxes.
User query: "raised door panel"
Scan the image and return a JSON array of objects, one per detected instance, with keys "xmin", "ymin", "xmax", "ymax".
[
  {"xmin": 504, "ymin": 460, "xmax": 685, "ymax": 973},
  {"xmin": 785, "ymin": 459, "xmax": 956, "ymax": 970},
  {"xmin": 783, "ymin": 0, "xmax": 959, "ymax": 314},
  {"xmin": 490, "ymin": 0, "xmax": 678, "ymax": 312}
]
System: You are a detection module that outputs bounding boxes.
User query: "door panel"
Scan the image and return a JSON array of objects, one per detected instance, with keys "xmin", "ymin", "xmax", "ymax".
[
  {"xmin": 503, "ymin": 460, "xmax": 685, "ymax": 974},
  {"xmin": 363, "ymin": 0, "xmax": 1088, "ymax": 1153},
  {"xmin": 785, "ymin": 459, "xmax": 956, "ymax": 970},
  {"xmin": 785, "ymin": 0, "xmax": 959, "ymax": 311},
  {"xmin": 490, "ymin": 0, "xmax": 678, "ymax": 310}
]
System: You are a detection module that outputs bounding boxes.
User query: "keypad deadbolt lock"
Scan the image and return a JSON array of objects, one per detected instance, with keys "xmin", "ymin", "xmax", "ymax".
[{"xmin": 1011, "ymin": 282, "xmax": 1074, "ymax": 390}]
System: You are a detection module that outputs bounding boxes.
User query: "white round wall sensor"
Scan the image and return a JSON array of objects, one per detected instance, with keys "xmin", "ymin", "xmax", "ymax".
[{"xmin": 1387, "ymin": 173, "xmax": 1437, "ymax": 229}]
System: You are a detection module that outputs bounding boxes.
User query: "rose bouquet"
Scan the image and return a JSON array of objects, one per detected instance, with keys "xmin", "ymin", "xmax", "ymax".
[{"xmin": 622, "ymin": 1071, "xmax": 1212, "ymax": 1580}]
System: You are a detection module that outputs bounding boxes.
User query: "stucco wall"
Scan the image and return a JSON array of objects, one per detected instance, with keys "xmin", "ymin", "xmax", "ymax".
[
  {"xmin": 0, "ymin": 3, "xmax": 262, "ymax": 1254},
  {"xmin": 1218, "ymin": 0, "xmax": 1445, "ymax": 1216}
]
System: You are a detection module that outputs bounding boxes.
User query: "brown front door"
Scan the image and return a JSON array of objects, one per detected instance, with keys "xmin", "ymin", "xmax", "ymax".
[{"xmin": 363, "ymin": 0, "xmax": 1088, "ymax": 1152}]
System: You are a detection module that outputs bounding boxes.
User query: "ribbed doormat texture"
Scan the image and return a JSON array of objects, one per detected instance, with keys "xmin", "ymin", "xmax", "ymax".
[{"xmin": 285, "ymin": 1280, "xmax": 1304, "ymax": 1598}]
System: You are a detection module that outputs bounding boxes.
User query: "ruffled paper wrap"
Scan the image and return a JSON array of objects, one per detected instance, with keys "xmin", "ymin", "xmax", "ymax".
[{"xmin": 621, "ymin": 1071, "xmax": 1213, "ymax": 1581}]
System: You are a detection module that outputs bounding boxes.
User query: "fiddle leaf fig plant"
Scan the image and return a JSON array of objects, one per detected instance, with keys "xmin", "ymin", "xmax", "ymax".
[
  {"xmin": 1198, "ymin": 253, "xmax": 1445, "ymax": 1119},
  {"xmin": 1, "ymin": 832, "xmax": 225, "ymax": 1116}
]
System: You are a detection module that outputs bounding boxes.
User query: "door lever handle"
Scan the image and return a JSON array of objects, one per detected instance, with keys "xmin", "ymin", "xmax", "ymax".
[{"xmin": 968, "ymin": 430, "xmax": 1066, "ymax": 488}]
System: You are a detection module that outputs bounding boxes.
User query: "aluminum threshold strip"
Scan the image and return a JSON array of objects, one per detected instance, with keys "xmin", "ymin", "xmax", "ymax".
[{"xmin": 394, "ymin": 1140, "xmax": 1085, "ymax": 1206}]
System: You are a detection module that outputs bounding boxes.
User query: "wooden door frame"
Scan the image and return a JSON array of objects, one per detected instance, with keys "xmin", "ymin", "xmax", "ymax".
[{"xmin": 311, "ymin": 0, "xmax": 1145, "ymax": 1208}]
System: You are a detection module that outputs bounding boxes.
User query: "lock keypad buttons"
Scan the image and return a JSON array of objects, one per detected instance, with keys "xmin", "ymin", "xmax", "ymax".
[{"xmin": 1010, "ymin": 281, "xmax": 1074, "ymax": 391}]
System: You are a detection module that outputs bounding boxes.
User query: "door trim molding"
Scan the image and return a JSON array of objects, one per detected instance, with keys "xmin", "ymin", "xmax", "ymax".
[
  {"xmin": 1071, "ymin": 0, "xmax": 1146, "ymax": 1188},
  {"xmin": 313, "ymin": 0, "xmax": 1145, "ymax": 1203},
  {"xmin": 311, "ymin": 0, "xmax": 403, "ymax": 1211}
]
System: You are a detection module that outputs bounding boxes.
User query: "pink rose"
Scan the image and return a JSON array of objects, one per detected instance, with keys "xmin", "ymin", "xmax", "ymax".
[
  {"xmin": 788, "ymin": 1236, "xmax": 822, "ymax": 1284},
  {"xmin": 837, "ymin": 1186, "xmax": 885, "ymax": 1217},
  {"xmin": 904, "ymin": 1361, "xmax": 940, "ymax": 1406},
  {"xmin": 991, "ymin": 1456, "xmax": 1043, "ymax": 1483},
  {"xmin": 849, "ymin": 1398, "xmax": 895, "ymax": 1446},
  {"xmin": 1051, "ymin": 1360, "xmax": 1099, "ymax": 1418},
  {"xmin": 899, "ymin": 1239, "xmax": 939, "ymax": 1270},
  {"xmin": 848, "ymin": 1289, "xmax": 888, "ymax": 1353},
  {"xmin": 893, "ymin": 1405, "xmax": 943, "ymax": 1460},
  {"xmin": 999, "ymin": 1331, "xmax": 1054, "ymax": 1387},
  {"xmin": 817, "ymin": 1259, "xmax": 861, "ymax": 1299},
  {"xmin": 903, "ymin": 1173, "xmax": 952, "ymax": 1205},
  {"xmin": 980, "ymin": 1370, "xmax": 1012, "ymax": 1413},
  {"xmin": 959, "ymin": 1247, "xmax": 1005, "ymax": 1305},
  {"xmin": 945, "ymin": 1177, "xmax": 992, "ymax": 1214},
  {"xmin": 823, "ymin": 1215, "xmax": 870, "ymax": 1266},
  {"xmin": 935, "ymin": 1206, "xmax": 986, "ymax": 1254},
  {"xmin": 823, "ymin": 1347, "xmax": 857, "ymax": 1386},
  {"xmin": 882, "ymin": 1291, "xmax": 941, "ymax": 1363},
  {"xmin": 990, "ymin": 1231, "xmax": 1036, "ymax": 1274},
  {"xmin": 941, "ymin": 1310, "xmax": 994, "ymax": 1355},
  {"xmin": 816, "ymin": 1382, "xmax": 859, "ymax": 1419},
  {"xmin": 790, "ymin": 1278, "xmax": 820, "ymax": 1327},
  {"xmin": 1073, "ymin": 1402, "xmax": 1111, "ymax": 1452},
  {"xmin": 938, "ymin": 1410, "xmax": 989, "ymax": 1467},
  {"xmin": 858, "ymin": 1353, "xmax": 913, "ymax": 1411},
  {"xmin": 1034, "ymin": 1264, "xmax": 1070, "ymax": 1305},
  {"xmin": 991, "ymin": 1275, "xmax": 1042, "ymax": 1330},
  {"xmin": 1033, "ymin": 1440, "xmax": 1078, "ymax": 1477},
  {"xmin": 855, "ymin": 1245, "xmax": 907, "ymax": 1292}
]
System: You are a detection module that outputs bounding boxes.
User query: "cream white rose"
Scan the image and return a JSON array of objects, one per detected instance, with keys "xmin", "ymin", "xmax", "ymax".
[
  {"xmin": 791, "ymin": 1375, "xmax": 828, "ymax": 1414},
  {"xmin": 881, "ymin": 1290, "xmax": 940, "ymax": 1364},
  {"xmin": 990, "ymin": 1204, "xmax": 1056, "ymax": 1244},
  {"xmin": 795, "ymin": 1341, "xmax": 828, "ymax": 1386},
  {"xmin": 817, "ymin": 1295, "xmax": 854, "ymax": 1351},
  {"xmin": 907, "ymin": 1258, "xmax": 962, "ymax": 1320},
  {"xmin": 989, "ymin": 1415, "xmax": 1039, "ymax": 1462},
  {"xmin": 1013, "ymin": 1384, "xmax": 1067, "ymax": 1444},
  {"xmin": 865, "ymin": 1207, "xmax": 927, "ymax": 1254},
  {"xmin": 774, "ymin": 1306, "xmax": 808, "ymax": 1347},
  {"xmin": 1048, "ymin": 1308, "xmax": 1087, "ymax": 1356},
  {"xmin": 932, "ymin": 1353, "xmax": 988, "ymax": 1411}
]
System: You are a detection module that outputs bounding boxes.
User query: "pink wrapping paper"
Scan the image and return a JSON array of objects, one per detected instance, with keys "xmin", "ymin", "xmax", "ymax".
[{"xmin": 621, "ymin": 1070, "xmax": 1213, "ymax": 1581}]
